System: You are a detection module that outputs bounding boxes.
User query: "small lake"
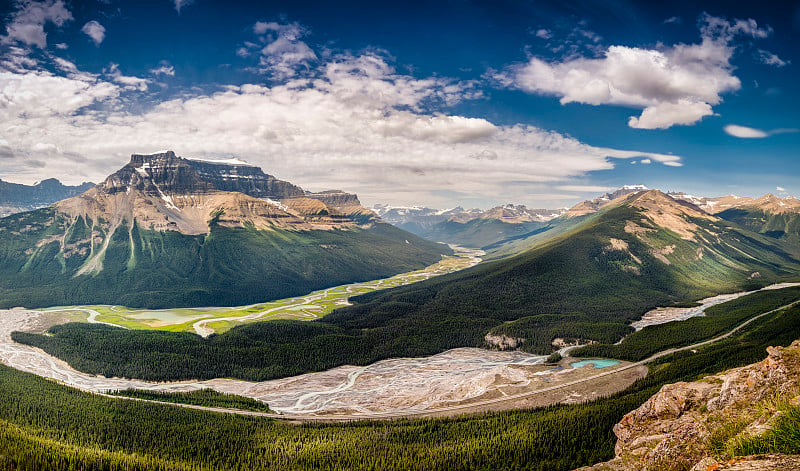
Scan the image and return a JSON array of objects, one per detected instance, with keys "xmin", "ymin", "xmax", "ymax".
[{"xmin": 570, "ymin": 359, "xmax": 620, "ymax": 369}]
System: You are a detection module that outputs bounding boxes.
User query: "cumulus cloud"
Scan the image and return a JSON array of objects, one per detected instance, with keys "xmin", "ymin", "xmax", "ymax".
[
  {"xmin": 81, "ymin": 20, "xmax": 105, "ymax": 46},
  {"xmin": 0, "ymin": 69, "xmax": 118, "ymax": 118},
  {"xmin": 777, "ymin": 186, "xmax": 786, "ymax": 192},
  {"xmin": 498, "ymin": 14, "xmax": 772, "ymax": 129},
  {"xmin": 2, "ymin": 0, "xmax": 72, "ymax": 48},
  {"xmin": 534, "ymin": 28, "xmax": 552, "ymax": 39},
  {"xmin": 238, "ymin": 21, "xmax": 317, "ymax": 78},
  {"xmin": 758, "ymin": 49, "xmax": 789, "ymax": 67}
]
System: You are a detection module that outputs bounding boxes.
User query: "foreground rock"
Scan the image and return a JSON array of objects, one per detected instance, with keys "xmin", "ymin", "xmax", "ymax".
[{"xmin": 579, "ymin": 340, "xmax": 800, "ymax": 471}]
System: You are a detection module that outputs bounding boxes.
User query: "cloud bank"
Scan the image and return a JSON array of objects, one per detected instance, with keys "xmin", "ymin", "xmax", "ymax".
[{"xmin": 0, "ymin": 10, "xmax": 683, "ymax": 207}]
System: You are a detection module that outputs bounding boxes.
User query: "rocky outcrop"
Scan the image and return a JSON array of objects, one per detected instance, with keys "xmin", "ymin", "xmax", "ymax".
[{"xmin": 578, "ymin": 341, "xmax": 800, "ymax": 471}]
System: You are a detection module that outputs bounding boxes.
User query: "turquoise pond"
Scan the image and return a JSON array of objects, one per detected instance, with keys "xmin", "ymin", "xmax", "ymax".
[{"xmin": 569, "ymin": 359, "xmax": 620, "ymax": 369}]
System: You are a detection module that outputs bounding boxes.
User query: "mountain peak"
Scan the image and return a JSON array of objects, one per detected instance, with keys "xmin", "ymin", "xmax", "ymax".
[
  {"xmin": 55, "ymin": 152, "xmax": 375, "ymax": 235},
  {"xmin": 565, "ymin": 185, "xmax": 651, "ymax": 217}
]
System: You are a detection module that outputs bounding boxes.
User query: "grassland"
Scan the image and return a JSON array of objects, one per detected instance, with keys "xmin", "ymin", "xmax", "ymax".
[{"xmin": 41, "ymin": 248, "xmax": 480, "ymax": 335}]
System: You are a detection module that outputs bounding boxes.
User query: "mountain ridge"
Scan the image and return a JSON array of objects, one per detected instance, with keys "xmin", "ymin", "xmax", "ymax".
[{"xmin": 0, "ymin": 178, "xmax": 95, "ymax": 218}]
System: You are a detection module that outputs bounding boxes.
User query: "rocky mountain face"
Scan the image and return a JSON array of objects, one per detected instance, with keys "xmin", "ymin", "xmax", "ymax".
[
  {"xmin": 669, "ymin": 192, "xmax": 800, "ymax": 215},
  {"xmin": 0, "ymin": 151, "xmax": 449, "ymax": 308},
  {"xmin": 0, "ymin": 178, "xmax": 94, "ymax": 217},
  {"xmin": 667, "ymin": 192, "xmax": 800, "ymax": 244},
  {"xmin": 579, "ymin": 340, "xmax": 800, "ymax": 471},
  {"xmin": 373, "ymin": 203, "xmax": 564, "ymax": 248},
  {"xmin": 56, "ymin": 151, "xmax": 377, "ymax": 235}
]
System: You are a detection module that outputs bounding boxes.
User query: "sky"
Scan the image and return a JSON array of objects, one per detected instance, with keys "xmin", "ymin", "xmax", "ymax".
[{"xmin": 0, "ymin": 0, "xmax": 798, "ymax": 209}]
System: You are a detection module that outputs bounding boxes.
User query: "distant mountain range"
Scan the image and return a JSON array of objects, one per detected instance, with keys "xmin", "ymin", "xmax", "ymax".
[
  {"xmin": 373, "ymin": 203, "xmax": 565, "ymax": 248},
  {"xmin": 0, "ymin": 151, "xmax": 449, "ymax": 308},
  {"xmin": 376, "ymin": 184, "xmax": 800, "ymax": 252},
  {"xmin": 0, "ymin": 178, "xmax": 94, "ymax": 217}
]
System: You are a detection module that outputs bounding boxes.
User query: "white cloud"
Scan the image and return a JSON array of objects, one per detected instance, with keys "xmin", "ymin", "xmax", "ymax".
[
  {"xmin": 535, "ymin": 29, "xmax": 551, "ymax": 39},
  {"xmin": 1, "ymin": 46, "xmax": 39, "ymax": 72},
  {"xmin": 172, "ymin": 0, "xmax": 194, "ymax": 13},
  {"xmin": 640, "ymin": 158, "xmax": 651, "ymax": 164},
  {"xmin": 664, "ymin": 16, "xmax": 681, "ymax": 25},
  {"xmin": 2, "ymin": 0, "xmax": 72, "ymax": 48},
  {"xmin": 81, "ymin": 20, "xmax": 105, "ymax": 46},
  {"xmin": 724, "ymin": 124, "xmax": 799, "ymax": 139},
  {"xmin": 0, "ymin": 69, "xmax": 118, "ymax": 118},
  {"xmin": 629, "ymin": 100, "xmax": 714, "ymax": 129},
  {"xmin": 54, "ymin": 42, "xmax": 67, "ymax": 49},
  {"xmin": 105, "ymin": 63, "xmax": 149, "ymax": 91},
  {"xmin": 777, "ymin": 186, "xmax": 786, "ymax": 192},
  {"xmin": 724, "ymin": 124, "xmax": 768, "ymax": 138},
  {"xmin": 498, "ymin": 14, "xmax": 772, "ymax": 129},
  {"xmin": 150, "ymin": 64, "xmax": 175, "ymax": 76},
  {"xmin": 239, "ymin": 22, "xmax": 317, "ymax": 78},
  {"xmin": 758, "ymin": 49, "xmax": 789, "ymax": 67},
  {"xmin": 253, "ymin": 21, "xmax": 279, "ymax": 35}
]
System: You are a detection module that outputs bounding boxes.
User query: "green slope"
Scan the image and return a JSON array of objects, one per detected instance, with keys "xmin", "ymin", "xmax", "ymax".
[
  {"xmin": 718, "ymin": 208, "xmax": 800, "ymax": 244},
  {"xmin": 16, "ymin": 198, "xmax": 800, "ymax": 382},
  {"xmin": 0, "ymin": 208, "xmax": 450, "ymax": 308}
]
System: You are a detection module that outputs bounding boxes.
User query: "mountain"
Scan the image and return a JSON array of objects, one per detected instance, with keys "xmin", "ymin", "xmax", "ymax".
[
  {"xmin": 374, "ymin": 203, "xmax": 565, "ymax": 248},
  {"xmin": 313, "ymin": 189, "xmax": 800, "ymax": 359},
  {"xmin": 0, "ymin": 178, "xmax": 94, "ymax": 217},
  {"xmin": 670, "ymin": 192, "xmax": 800, "ymax": 244},
  {"xmin": 0, "ymin": 151, "xmax": 450, "ymax": 308},
  {"xmin": 580, "ymin": 340, "xmax": 800, "ymax": 471}
]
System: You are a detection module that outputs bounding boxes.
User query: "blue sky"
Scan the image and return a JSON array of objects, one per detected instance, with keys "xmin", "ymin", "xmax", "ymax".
[{"xmin": 0, "ymin": 0, "xmax": 798, "ymax": 209}]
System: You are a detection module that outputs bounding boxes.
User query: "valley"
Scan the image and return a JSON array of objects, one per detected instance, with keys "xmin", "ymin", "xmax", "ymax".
[
  {"xmin": 0, "ymin": 307, "xmax": 641, "ymax": 419},
  {"xmin": 44, "ymin": 245, "xmax": 483, "ymax": 335},
  {"xmin": 3, "ymin": 284, "xmax": 799, "ymax": 422}
]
